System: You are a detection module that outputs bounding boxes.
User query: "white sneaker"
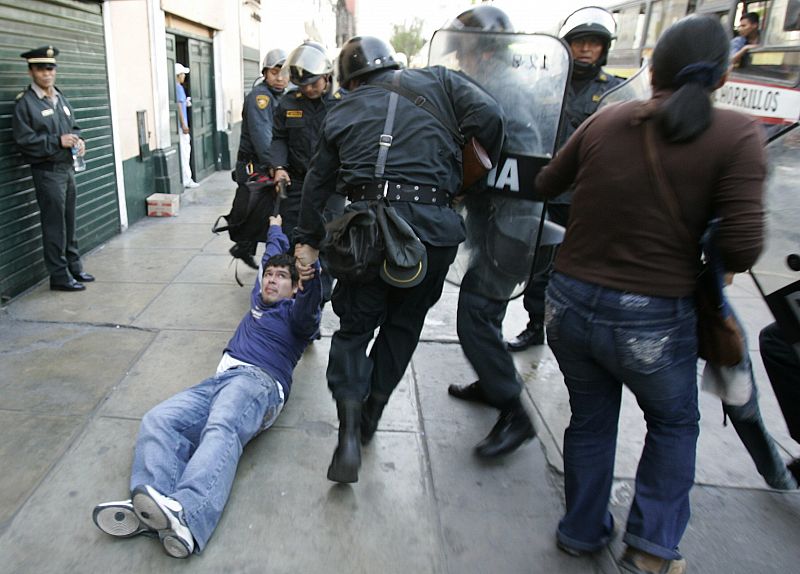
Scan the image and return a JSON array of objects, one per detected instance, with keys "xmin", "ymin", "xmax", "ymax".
[
  {"xmin": 184, "ymin": 180, "xmax": 200, "ymax": 189},
  {"xmin": 131, "ymin": 485, "xmax": 195, "ymax": 558},
  {"xmin": 93, "ymin": 499, "xmax": 156, "ymax": 538}
]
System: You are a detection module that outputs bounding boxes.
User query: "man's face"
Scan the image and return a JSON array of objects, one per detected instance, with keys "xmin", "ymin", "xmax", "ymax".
[
  {"xmin": 569, "ymin": 35, "xmax": 604, "ymax": 66},
  {"xmin": 298, "ymin": 76, "xmax": 327, "ymax": 99},
  {"xmin": 29, "ymin": 64, "xmax": 56, "ymax": 90},
  {"xmin": 177, "ymin": 72, "xmax": 186, "ymax": 84},
  {"xmin": 737, "ymin": 18, "xmax": 758, "ymax": 40},
  {"xmin": 260, "ymin": 265, "xmax": 297, "ymax": 304},
  {"xmin": 265, "ymin": 66, "xmax": 288, "ymax": 91}
]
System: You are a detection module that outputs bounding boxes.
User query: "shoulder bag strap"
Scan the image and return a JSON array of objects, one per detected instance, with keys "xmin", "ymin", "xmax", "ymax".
[
  {"xmin": 642, "ymin": 120, "xmax": 698, "ymax": 255},
  {"xmin": 374, "ymin": 71, "xmax": 401, "ymax": 181},
  {"xmin": 373, "ymin": 74, "xmax": 465, "ymax": 147}
]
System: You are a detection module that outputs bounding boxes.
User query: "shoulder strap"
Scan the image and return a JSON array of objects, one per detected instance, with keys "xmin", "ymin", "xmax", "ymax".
[
  {"xmin": 373, "ymin": 73, "xmax": 465, "ymax": 146},
  {"xmin": 642, "ymin": 120, "xmax": 698, "ymax": 254},
  {"xmin": 374, "ymin": 71, "xmax": 401, "ymax": 180}
]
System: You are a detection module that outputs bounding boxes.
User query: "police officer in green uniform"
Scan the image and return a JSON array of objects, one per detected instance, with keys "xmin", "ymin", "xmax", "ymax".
[
  {"xmin": 229, "ymin": 48, "xmax": 289, "ymax": 269},
  {"xmin": 12, "ymin": 45, "xmax": 94, "ymax": 292},
  {"xmin": 506, "ymin": 6, "xmax": 623, "ymax": 350}
]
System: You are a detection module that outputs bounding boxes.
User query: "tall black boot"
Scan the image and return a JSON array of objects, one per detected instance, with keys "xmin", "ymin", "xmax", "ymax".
[
  {"xmin": 475, "ymin": 397, "xmax": 536, "ymax": 458},
  {"xmin": 361, "ymin": 394, "xmax": 388, "ymax": 445},
  {"xmin": 327, "ymin": 400, "xmax": 362, "ymax": 483}
]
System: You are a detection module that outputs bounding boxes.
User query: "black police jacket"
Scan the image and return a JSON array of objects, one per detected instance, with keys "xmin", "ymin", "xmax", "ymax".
[
  {"xmin": 12, "ymin": 85, "xmax": 80, "ymax": 166},
  {"xmin": 294, "ymin": 66, "xmax": 505, "ymax": 248},
  {"xmin": 269, "ymin": 88, "xmax": 341, "ymax": 182},
  {"xmin": 238, "ymin": 82, "xmax": 285, "ymax": 169}
]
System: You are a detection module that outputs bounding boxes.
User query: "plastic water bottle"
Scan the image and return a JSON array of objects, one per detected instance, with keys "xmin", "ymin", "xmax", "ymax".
[{"xmin": 72, "ymin": 147, "xmax": 86, "ymax": 172}]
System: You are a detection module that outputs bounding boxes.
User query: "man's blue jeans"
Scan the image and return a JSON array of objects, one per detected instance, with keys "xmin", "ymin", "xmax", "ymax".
[
  {"xmin": 546, "ymin": 273, "xmax": 699, "ymax": 561},
  {"xmin": 130, "ymin": 365, "xmax": 284, "ymax": 551}
]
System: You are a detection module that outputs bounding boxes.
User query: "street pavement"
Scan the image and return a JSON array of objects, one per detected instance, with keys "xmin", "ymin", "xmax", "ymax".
[{"xmin": 0, "ymin": 171, "xmax": 797, "ymax": 573}]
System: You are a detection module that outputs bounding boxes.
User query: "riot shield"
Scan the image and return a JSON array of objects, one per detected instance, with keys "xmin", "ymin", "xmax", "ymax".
[
  {"xmin": 428, "ymin": 30, "xmax": 570, "ymax": 300},
  {"xmin": 749, "ymin": 130, "xmax": 800, "ymax": 358},
  {"xmin": 598, "ymin": 62, "xmax": 651, "ymax": 109}
]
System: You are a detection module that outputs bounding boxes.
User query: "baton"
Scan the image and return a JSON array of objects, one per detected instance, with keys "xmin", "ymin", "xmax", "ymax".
[{"xmin": 273, "ymin": 179, "xmax": 287, "ymax": 216}]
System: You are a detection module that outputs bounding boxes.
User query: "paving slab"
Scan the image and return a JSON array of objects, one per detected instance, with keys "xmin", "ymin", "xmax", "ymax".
[{"xmin": 132, "ymin": 283, "xmax": 250, "ymax": 331}]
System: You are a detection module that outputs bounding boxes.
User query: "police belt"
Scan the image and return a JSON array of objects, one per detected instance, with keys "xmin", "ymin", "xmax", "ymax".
[{"xmin": 347, "ymin": 181, "xmax": 449, "ymax": 205}]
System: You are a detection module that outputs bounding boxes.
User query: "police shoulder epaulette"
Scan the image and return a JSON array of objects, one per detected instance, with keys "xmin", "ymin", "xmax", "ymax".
[
  {"xmin": 15, "ymin": 91, "xmax": 24, "ymax": 101},
  {"xmin": 598, "ymin": 73, "xmax": 608, "ymax": 82},
  {"xmin": 295, "ymin": 91, "xmax": 304, "ymax": 99},
  {"xmin": 333, "ymin": 90, "xmax": 343, "ymax": 100}
]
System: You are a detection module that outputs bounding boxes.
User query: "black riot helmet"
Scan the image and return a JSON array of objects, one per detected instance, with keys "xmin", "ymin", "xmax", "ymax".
[
  {"xmin": 338, "ymin": 36, "xmax": 400, "ymax": 85},
  {"xmin": 281, "ymin": 41, "xmax": 332, "ymax": 85},
  {"xmin": 559, "ymin": 6, "xmax": 616, "ymax": 70},
  {"xmin": 447, "ymin": 4, "xmax": 514, "ymax": 32}
]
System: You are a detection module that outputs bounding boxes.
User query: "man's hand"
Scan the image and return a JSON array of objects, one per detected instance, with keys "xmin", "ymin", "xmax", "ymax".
[
  {"xmin": 60, "ymin": 134, "xmax": 81, "ymax": 149},
  {"xmin": 273, "ymin": 168, "xmax": 291, "ymax": 186},
  {"xmin": 269, "ymin": 214, "xmax": 282, "ymax": 227},
  {"xmin": 294, "ymin": 243, "xmax": 319, "ymax": 291},
  {"xmin": 182, "ymin": 125, "xmax": 190, "ymax": 134},
  {"xmin": 76, "ymin": 139, "xmax": 86, "ymax": 157}
]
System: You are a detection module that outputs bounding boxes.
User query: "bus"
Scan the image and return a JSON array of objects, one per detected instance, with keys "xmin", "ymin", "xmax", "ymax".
[{"xmin": 605, "ymin": 0, "xmax": 800, "ymax": 132}]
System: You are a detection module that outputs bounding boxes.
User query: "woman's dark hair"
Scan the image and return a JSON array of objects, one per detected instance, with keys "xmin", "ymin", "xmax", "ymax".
[
  {"xmin": 264, "ymin": 253, "xmax": 298, "ymax": 284},
  {"xmin": 651, "ymin": 15, "xmax": 729, "ymax": 142}
]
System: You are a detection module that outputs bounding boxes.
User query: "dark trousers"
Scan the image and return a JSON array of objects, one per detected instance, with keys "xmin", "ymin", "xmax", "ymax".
[
  {"xmin": 327, "ymin": 244, "xmax": 458, "ymax": 402},
  {"xmin": 31, "ymin": 165, "xmax": 82, "ymax": 284},
  {"xmin": 457, "ymin": 286, "xmax": 521, "ymax": 408},
  {"xmin": 760, "ymin": 322, "xmax": 800, "ymax": 442},
  {"xmin": 521, "ymin": 202, "xmax": 570, "ymax": 326}
]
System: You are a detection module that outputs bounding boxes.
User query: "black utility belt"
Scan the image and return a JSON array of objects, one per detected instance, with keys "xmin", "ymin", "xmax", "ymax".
[
  {"xmin": 31, "ymin": 161, "xmax": 71, "ymax": 172},
  {"xmin": 347, "ymin": 181, "xmax": 450, "ymax": 205}
]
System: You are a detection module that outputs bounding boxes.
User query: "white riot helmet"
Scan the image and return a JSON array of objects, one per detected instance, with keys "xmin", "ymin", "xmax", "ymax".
[
  {"xmin": 559, "ymin": 6, "xmax": 616, "ymax": 67},
  {"xmin": 262, "ymin": 48, "xmax": 287, "ymax": 72},
  {"xmin": 280, "ymin": 41, "xmax": 332, "ymax": 86}
]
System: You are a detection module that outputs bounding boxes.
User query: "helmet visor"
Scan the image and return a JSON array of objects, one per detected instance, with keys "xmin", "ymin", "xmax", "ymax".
[{"xmin": 280, "ymin": 44, "xmax": 332, "ymax": 84}]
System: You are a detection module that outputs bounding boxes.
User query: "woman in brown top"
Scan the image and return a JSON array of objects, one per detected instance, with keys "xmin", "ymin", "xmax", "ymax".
[{"xmin": 536, "ymin": 16, "xmax": 766, "ymax": 574}]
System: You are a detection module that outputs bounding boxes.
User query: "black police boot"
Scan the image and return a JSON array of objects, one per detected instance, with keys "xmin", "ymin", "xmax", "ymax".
[
  {"xmin": 475, "ymin": 397, "xmax": 536, "ymax": 458},
  {"xmin": 360, "ymin": 394, "xmax": 389, "ymax": 445},
  {"xmin": 229, "ymin": 242, "xmax": 258, "ymax": 270},
  {"xmin": 447, "ymin": 381, "xmax": 492, "ymax": 407},
  {"xmin": 327, "ymin": 400, "xmax": 362, "ymax": 483},
  {"xmin": 506, "ymin": 323, "xmax": 545, "ymax": 352}
]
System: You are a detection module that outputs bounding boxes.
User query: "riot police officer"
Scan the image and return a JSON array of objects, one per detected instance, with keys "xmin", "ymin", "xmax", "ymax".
[
  {"xmin": 12, "ymin": 45, "xmax": 94, "ymax": 292},
  {"xmin": 293, "ymin": 36, "xmax": 505, "ymax": 483},
  {"xmin": 269, "ymin": 41, "xmax": 342, "ymax": 239},
  {"xmin": 229, "ymin": 48, "xmax": 288, "ymax": 269},
  {"xmin": 507, "ymin": 6, "xmax": 624, "ymax": 351},
  {"xmin": 445, "ymin": 5, "xmax": 547, "ymax": 458}
]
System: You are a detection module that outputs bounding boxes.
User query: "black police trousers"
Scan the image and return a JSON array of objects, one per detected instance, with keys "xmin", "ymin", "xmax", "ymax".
[
  {"xmin": 327, "ymin": 243, "xmax": 458, "ymax": 402},
  {"xmin": 457, "ymin": 282, "xmax": 522, "ymax": 408},
  {"xmin": 31, "ymin": 164, "xmax": 83, "ymax": 283}
]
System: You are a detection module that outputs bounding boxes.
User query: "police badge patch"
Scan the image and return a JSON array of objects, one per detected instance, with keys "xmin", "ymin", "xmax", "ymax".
[{"xmin": 256, "ymin": 95, "xmax": 270, "ymax": 109}]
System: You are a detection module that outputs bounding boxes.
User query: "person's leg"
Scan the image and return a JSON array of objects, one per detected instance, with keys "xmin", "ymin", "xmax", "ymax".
[
  {"xmin": 760, "ymin": 322, "xmax": 800, "ymax": 442},
  {"xmin": 63, "ymin": 170, "xmax": 83, "ymax": 275},
  {"xmin": 546, "ymin": 278, "xmax": 617, "ymax": 553},
  {"xmin": 167, "ymin": 366, "xmax": 283, "ymax": 551},
  {"xmin": 179, "ymin": 131, "xmax": 193, "ymax": 184},
  {"xmin": 32, "ymin": 169, "xmax": 72, "ymax": 284}
]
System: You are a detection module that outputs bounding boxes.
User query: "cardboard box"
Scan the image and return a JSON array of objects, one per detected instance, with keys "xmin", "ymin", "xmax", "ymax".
[{"xmin": 146, "ymin": 193, "xmax": 180, "ymax": 217}]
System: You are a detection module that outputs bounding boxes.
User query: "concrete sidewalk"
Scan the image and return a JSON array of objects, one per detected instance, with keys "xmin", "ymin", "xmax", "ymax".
[{"xmin": 0, "ymin": 171, "xmax": 797, "ymax": 573}]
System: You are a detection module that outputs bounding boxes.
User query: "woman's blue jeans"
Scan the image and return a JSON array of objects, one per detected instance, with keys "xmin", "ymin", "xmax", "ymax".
[
  {"xmin": 546, "ymin": 273, "xmax": 699, "ymax": 561},
  {"xmin": 130, "ymin": 365, "xmax": 284, "ymax": 551}
]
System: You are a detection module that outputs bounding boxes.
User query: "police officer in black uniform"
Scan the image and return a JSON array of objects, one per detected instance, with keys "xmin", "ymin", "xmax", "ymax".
[
  {"xmin": 269, "ymin": 41, "xmax": 342, "ymax": 239},
  {"xmin": 507, "ymin": 6, "xmax": 623, "ymax": 350},
  {"xmin": 229, "ymin": 48, "xmax": 288, "ymax": 269},
  {"xmin": 12, "ymin": 45, "xmax": 94, "ymax": 292},
  {"xmin": 293, "ymin": 36, "xmax": 505, "ymax": 483}
]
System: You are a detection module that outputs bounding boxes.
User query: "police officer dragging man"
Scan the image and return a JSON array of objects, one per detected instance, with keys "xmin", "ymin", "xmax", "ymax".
[
  {"xmin": 228, "ymin": 48, "xmax": 288, "ymax": 269},
  {"xmin": 293, "ymin": 36, "xmax": 505, "ymax": 483},
  {"xmin": 507, "ymin": 6, "xmax": 623, "ymax": 351},
  {"xmin": 12, "ymin": 45, "xmax": 94, "ymax": 292}
]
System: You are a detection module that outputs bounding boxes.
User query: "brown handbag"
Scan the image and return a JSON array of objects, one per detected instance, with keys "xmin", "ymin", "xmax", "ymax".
[
  {"xmin": 461, "ymin": 137, "xmax": 493, "ymax": 190},
  {"xmin": 642, "ymin": 121, "xmax": 744, "ymax": 366}
]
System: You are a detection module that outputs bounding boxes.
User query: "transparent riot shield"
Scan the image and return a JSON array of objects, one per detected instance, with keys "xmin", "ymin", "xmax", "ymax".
[
  {"xmin": 598, "ymin": 62, "xmax": 652, "ymax": 109},
  {"xmin": 749, "ymin": 128, "xmax": 800, "ymax": 358},
  {"xmin": 429, "ymin": 30, "xmax": 570, "ymax": 300}
]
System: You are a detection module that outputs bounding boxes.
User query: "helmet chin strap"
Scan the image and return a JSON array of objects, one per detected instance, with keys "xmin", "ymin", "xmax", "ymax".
[{"xmin": 572, "ymin": 59, "xmax": 600, "ymax": 81}]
